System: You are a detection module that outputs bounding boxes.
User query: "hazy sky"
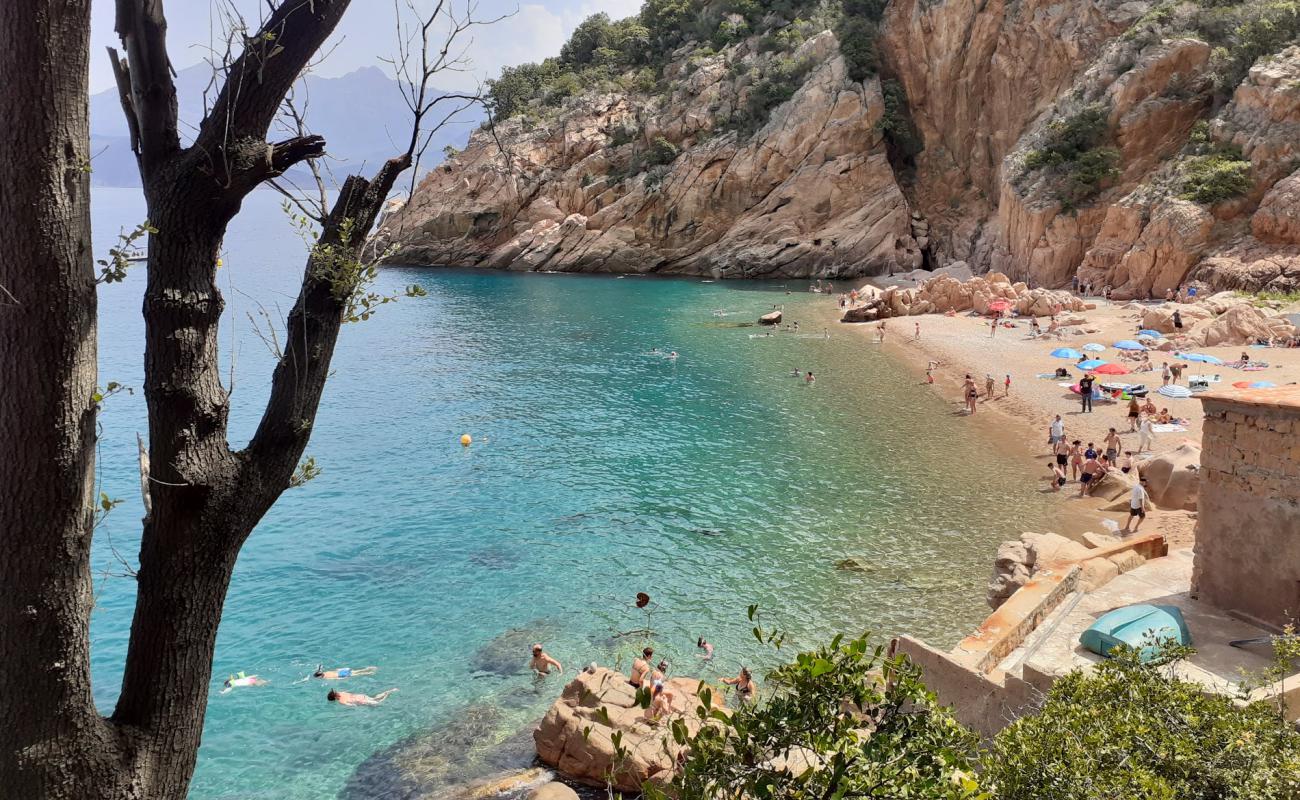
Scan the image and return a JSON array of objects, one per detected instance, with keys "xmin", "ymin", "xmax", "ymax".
[{"xmin": 88, "ymin": 0, "xmax": 642, "ymax": 94}]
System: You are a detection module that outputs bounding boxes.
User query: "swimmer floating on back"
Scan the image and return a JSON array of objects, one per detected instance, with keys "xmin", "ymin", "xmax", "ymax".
[
  {"xmin": 313, "ymin": 665, "xmax": 379, "ymax": 680},
  {"xmin": 220, "ymin": 672, "xmax": 268, "ymax": 694}
]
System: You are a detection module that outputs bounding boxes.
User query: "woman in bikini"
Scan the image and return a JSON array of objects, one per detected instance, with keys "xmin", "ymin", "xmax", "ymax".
[
  {"xmin": 722, "ymin": 667, "xmax": 756, "ymax": 705},
  {"xmin": 1069, "ymin": 440, "xmax": 1084, "ymax": 481}
]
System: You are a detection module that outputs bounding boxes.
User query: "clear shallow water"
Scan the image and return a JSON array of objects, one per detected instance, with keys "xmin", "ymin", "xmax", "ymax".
[{"xmin": 89, "ymin": 188, "xmax": 1056, "ymax": 798}]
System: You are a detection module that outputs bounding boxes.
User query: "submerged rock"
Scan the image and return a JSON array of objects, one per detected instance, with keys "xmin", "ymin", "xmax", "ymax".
[{"xmin": 471, "ymin": 620, "xmax": 559, "ymax": 677}]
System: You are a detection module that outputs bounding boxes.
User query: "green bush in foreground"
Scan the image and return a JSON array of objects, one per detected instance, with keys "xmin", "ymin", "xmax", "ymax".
[
  {"xmin": 654, "ymin": 631, "xmax": 986, "ymax": 800},
  {"xmin": 648, "ymin": 628, "xmax": 1300, "ymax": 800},
  {"xmin": 989, "ymin": 644, "xmax": 1300, "ymax": 800}
]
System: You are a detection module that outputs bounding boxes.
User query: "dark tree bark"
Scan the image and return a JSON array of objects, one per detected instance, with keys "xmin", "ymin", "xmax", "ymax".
[
  {"xmin": 0, "ymin": 2, "xmax": 135, "ymax": 797},
  {"xmin": 2, "ymin": 1, "xmax": 431, "ymax": 797}
]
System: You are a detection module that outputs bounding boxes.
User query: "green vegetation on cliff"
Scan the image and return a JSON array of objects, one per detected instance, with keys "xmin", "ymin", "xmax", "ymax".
[
  {"xmin": 484, "ymin": 0, "xmax": 895, "ymax": 124},
  {"xmin": 1023, "ymin": 104, "xmax": 1121, "ymax": 209},
  {"xmin": 1177, "ymin": 123, "xmax": 1253, "ymax": 203}
]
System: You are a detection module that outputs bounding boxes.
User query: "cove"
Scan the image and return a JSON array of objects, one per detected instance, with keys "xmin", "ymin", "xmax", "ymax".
[{"xmin": 89, "ymin": 188, "xmax": 1059, "ymax": 798}]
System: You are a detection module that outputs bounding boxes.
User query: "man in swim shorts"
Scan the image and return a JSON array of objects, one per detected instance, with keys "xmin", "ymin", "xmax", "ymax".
[{"xmin": 328, "ymin": 688, "xmax": 398, "ymax": 706}]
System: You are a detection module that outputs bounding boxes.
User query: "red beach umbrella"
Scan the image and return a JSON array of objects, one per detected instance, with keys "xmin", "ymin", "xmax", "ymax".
[
  {"xmin": 1092, "ymin": 363, "xmax": 1130, "ymax": 375},
  {"xmin": 987, "ymin": 299, "xmax": 1012, "ymax": 313}
]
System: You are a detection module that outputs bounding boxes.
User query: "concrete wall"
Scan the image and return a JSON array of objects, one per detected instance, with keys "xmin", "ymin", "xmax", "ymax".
[
  {"xmin": 895, "ymin": 636, "xmax": 1042, "ymax": 738},
  {"xmin": 1194, "ymin": 389, "xmax": 1300, "ymax": 630}
]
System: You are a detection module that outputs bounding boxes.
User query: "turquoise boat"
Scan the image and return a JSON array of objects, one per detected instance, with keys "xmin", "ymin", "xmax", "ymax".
[{"xmin": 1079, "ymin": 604, "xmax": 1192, "ymax": 662}]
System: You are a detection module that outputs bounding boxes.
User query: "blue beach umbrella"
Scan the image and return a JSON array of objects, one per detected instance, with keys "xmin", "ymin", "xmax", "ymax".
[
  {"xmin": 1082, "ymin": 343, "xmax": 1106, "ymax": 352},
  {"xmin": 1051, "ymin": 347, "xmax": 1083, "ymax": 359},
  {"xmin": 1179, "ymin": 352, "xmax": 1223, "ymax": 365},
  {"xmin": 1158, "ymin": 385, "xmax": 1193, "ymax": 399},
  {"xmin": 1249, "ymin": 381, "xmax": 1277, "ymax": 389},
  {"xmin": 1137, "ymin": 329, "xmax": 1161, "ymax": 337},
  {"xmin": 1114, "ymin": 340, "xmax": 1146, "ymax": 351},
  {"xmin": 1077, "ymin": 359, "xmax": 1108, "ymax": 370}
]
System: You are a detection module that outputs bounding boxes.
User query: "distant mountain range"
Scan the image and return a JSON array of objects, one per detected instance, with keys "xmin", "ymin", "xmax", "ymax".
[{"xmin": 89, "ymin": 65, "xmax": 482, "ymax": 188}]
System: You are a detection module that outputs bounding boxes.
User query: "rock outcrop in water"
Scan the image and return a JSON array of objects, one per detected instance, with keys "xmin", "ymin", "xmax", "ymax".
[
  {"xmin": 533, "ymin": 667, "xmax": 724, "ymax": 791},
  {"xmin": 373, "ymin": 0, "xmax": 1300, "ymax": 294}
]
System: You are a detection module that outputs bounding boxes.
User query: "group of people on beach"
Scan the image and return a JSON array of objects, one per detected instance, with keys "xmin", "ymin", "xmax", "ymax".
[{"xmin": 1048, "ymin": 415, "xmax": 1150, "ymax": 532}]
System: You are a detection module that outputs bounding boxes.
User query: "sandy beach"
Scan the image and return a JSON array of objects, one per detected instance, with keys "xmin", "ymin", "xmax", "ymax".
[{"xmin": 822, "ymin": 290, "xmax": 1300, "ymax": 549}]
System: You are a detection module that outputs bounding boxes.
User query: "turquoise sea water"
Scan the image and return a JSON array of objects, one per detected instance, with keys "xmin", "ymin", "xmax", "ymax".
[{"xmin": 89, "ymin": 188, "xmax": 1056, "ymax": 798}]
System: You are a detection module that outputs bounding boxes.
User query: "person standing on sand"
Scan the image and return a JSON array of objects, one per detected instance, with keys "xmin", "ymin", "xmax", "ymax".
[
  {"xmin": 985, "ymin": 374, "xmax": 995, "ymax": 399},
  {"xmin": 989, "ymin": 316, "xmax": 998, "ymax": 339},
  {"xmin": 1069, "ymin": 439, "xmax": 1084, "ymax": 480},
  {"xmin": 1053, "ymin": 437, "xmax": 1071, "ymax": 476},
  {"xmin": 1078, "ymin": 452, "xmax": 1104, "ymax": 497},
  {"xmin": 1004, "ymin": 374, "xmax": 1012, "ymax": 396},
  {"xmin": 1127, "ymin": 397, "xmax": 1141, "ymax": 431},
  {"xmin": 1049, "ymin": 415, "xmax": 1065, "ymax": 448},
  {"xmin": 1104, "ymin": 428, "xmax": 1122, "ymax": 465},
  {"xmin": 963, "ymin": 375, "xmax": 979, "ymax": 415},
  {"xmin": 1161, "ymin": 362, "xmax": 1171, "ymax": 386},
  {"xmin": 1137, "ymin": 415, "xmax": 1155, "ymax": 453},
  {"xmin": 1079, "ymin": 373, "xmax": 1095, "ymax": 413},
  {"xmin": 1122, "ymin": 477, "xmax": 1150, "ymax": 534},
  {"xmin": 1170, "ymin": 362, "xmax": 1182, "ymax": 385},
  {"xmin": 914, "ymin": 321, "xmax": 921, "ymax": 340},
  {"xmin": 877, "ymin": 320, "xmax": 887, "ymax": 343}
]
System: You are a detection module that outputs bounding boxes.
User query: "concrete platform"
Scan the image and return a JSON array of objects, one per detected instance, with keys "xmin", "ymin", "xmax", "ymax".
[{"xmin": 1003, "ymin": 549, "xmax": 1278, "ymax": 693}]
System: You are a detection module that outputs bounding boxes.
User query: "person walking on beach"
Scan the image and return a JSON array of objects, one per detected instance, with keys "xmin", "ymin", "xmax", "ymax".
[
  {"xmin": 1078, "ymin": 453, "xmax": 1103, "ymax": 497},
  {"xmin": 985, "ymin": 374, "xmax": 995, "ymax": 399},
  {"xmin": 963, "ymin": 375, "xmax": 979, "ymax": 415},
  {"xmin": 1137, "ymin": 415, "xmax": 1155, "ymax": 453},
  {"xmin": 328, "ymin": 688, "xmax": 398, "ymax": 707},
  {"xmin": 1049, "ymin": 415, "xmax": 1065, "ymax": 450},
  {"xmin": 1079, "ymin": 374, "xmax": 1095, "ymax": 413},
  {"xmin": 1053, "ymin": 437, "xmax": 1071, "ymax": 476},
  {"xmin": 989, "ymin": 316, "xmax": 998, "ymax": 339},
  {"xmin": 530, "ymin": 644, "xmax": 564, "ymax": 676},
  {"xmin": 1127, "ymin": 396, "xmax": 1141, "ymax": 431},
  {"xmin": 1069, "ymin": 439, "xmax": 1084, "ymax": 481},
  {"xmin": 1121, "ymin": 477, "xmax": 1150, "ymax": 534},
  {"xmin": 1161, "ymin": 362, "xmax": 1171, "ymax": 386},
  {"xmin": 1004, "ymin": 373, "xmax": 1012, "ymax": 396},
  {"xmin": 876, "ymin": 320, "xmax": 887, "ymax": 343},
  {"xmin": 1104, "ymin": 428, "xmax": 1122, "ymax": 465}
]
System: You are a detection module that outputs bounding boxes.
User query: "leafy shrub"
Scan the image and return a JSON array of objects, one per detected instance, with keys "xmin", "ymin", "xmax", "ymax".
[
  {"xmin": 837, "ymin": 17, "xmax": 880, "ymax": 81},
  {"xmin": 878, "ymin": 78, "xmax": 923, "ymax": 158},
  {"xmin": 1179, "ymin": 152, "xmax": 1253, "ymax": 202},
  {"xmin": 651, "ymin": 632, "xmax": 985, "ymax": 800},
  {"xmin": 646, "ymin": 136, "xmax": 680, "ymax": 166},
  {"xmin": 733, "ymin": 56, "xmax": 812, "ymax": 134},
  {"xmin": 1023, "ymin": 104, "xmax": 1120, "ymax": 207},
  {"xmin": 989, "ymin": 644, "xmax": 1300, "ymax": 800}
]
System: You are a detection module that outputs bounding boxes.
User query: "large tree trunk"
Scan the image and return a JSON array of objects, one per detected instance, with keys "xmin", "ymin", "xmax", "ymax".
[{"xmin": 0, "ymin": 2, "xmax": 134, "ymax": 797}]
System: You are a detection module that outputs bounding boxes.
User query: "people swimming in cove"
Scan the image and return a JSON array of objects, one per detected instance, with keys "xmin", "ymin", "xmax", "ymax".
[
  {"xmin": 220, "ymin": 672, "xmax": 268, "ymax": 694},
  {"xmin": 327, "ymin": 688, "xmax": 398, "ymax": 707},
  {"xmin": 805, "ymin": 371, "xmax": 815, "ymax": 384},
  {"xmin": 312, "ymin": 665, "xmax": 379, "ymax": 680},
  {"xmin": 668, "ymin": 351, "xmax": 678, "ymax": 360},
  {"xmin": 530, "ymin": 643, "xmax": 564, "ymax": 676}
]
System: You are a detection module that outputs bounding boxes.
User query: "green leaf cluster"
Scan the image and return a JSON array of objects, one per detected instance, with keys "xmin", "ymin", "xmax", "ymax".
[
  {"xmin": 655, "ymin": 632, "xmax": 986, "ymax": 800},
  {"xmin": 1023, "ymin": 104, "xmax": 1120, "ymax": 208},
  {"xmin": 989, "ymin": 644, "xmax": 1300, "ymax": 799},
  {"xmin": 836, "ymin": 0, "xmax": 888, "ymax": 81}
]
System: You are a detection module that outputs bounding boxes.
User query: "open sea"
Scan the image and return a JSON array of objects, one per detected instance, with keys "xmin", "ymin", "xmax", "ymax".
[{"xmin": 89, "ymin": 187, "xmax": 1057, "ymax": 798}]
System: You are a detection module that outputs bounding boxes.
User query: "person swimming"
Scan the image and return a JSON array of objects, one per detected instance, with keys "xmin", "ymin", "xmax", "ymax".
[
  {"xmin": 327, "ymin": 688, "xmax": 398, "ymax": 707},
  {"xmin": 696, "ymin": 637, "xmax": 714, "ymax": 660},
  {"xmin": 220, "ymin": 672, "xmax": 268, "ymax": 694},
  {"xmin": 668, "ymin": 351, "xmax": 678, "ymax": 360},
  {"xmin": 312, "ymin": 665, "xmax": 378, "ymax": 680},
  {"xmin": 530, "ymin": 644, "xmax": 564, "ymax": 676}
]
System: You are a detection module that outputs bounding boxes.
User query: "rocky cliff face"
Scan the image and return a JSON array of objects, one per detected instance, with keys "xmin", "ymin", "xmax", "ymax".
[{"xmin": 376, "ymin": 1, "xmax": 1300, "ymax": 292}]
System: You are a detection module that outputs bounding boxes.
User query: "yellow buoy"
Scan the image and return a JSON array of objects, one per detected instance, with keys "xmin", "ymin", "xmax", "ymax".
[{"xmin": 460, "ymin": 434, "xmax": 472, "ymax": 447}]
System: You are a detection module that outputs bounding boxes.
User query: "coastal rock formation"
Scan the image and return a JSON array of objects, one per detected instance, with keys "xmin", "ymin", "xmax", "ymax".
[
  {"xmin": 987, "ymin": 530, "xmax": 1156, "ymax": 609},
  {"xmin": 1184, "ymin": 303, "xmax": 1298, "ymax": 347},
  {"xmin": 534, "ymin": 667, "xmax": 724, "ymax": 791},
  {"xmin": 373, "ymin": 0, "xmax": 1300, "ymax": 292},
  {"xmin": 844, "ymin": 272, "xmax": 1087, "ymax": 321},
  {"xmin": 1139, "ymin": 444, "xmax": 1201, "ymax": 511}
]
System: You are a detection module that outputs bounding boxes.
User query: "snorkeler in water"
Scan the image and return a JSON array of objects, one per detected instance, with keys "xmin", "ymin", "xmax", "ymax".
[
  {"xmin": 220, "ymin": 672, "xmax": 269, "ymax": 694},
  {"xmin": 312, "ymin": 665, "xmax": 379, "ymax": 680}
]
